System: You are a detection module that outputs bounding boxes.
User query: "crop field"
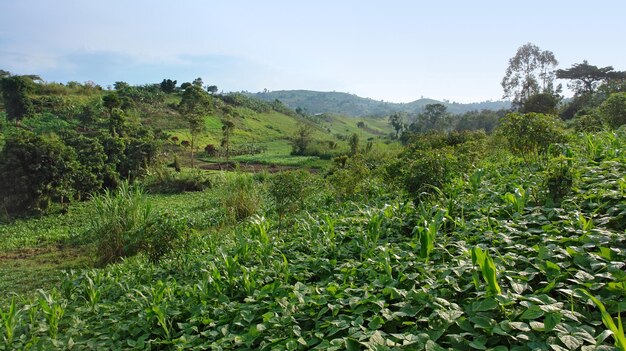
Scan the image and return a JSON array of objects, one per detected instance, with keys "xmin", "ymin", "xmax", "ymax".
[{"xmin": 0, "ymin": 130, "xmax": 625, "ymax": 350}]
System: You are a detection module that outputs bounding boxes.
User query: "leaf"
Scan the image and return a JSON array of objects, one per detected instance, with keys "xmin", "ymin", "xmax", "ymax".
[
  {"xmin": 368, "ymin": 316, "xmax": 385, "ymax": 330},
  {"xmin": 520, "ymin": 305, "xmax": 544, "ymax": 320},
  {"xmin": 558, "ymin": 334, "xmax": 582, "ymax": 350},
  {"xmin": 425, "ymin": 340, "xmax": 446, "ymax": 351},
  {"xmin": 472, "ymin": 297, "xmax": 499, "ymax": 312},
  {"xmin": 346, "ymin": 338, "xmax": 361, "ymax": 351},
  {"xmin": 544, "ymin": 312, "xmax": 561, "ymax": 332}
]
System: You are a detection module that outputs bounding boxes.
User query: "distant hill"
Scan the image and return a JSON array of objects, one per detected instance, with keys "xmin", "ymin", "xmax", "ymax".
[{"xmin": 248, "ymin": 90, "xmax": 510, "ymax": 117}]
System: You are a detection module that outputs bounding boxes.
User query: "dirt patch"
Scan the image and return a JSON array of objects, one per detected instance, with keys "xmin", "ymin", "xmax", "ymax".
[
  {"xmin": 200, "ymin": 162, "xmax": 316, "ymax": 173},
  {"xmin": 0, "ymin": 244, "xmax": 88, "ymax": 264}
]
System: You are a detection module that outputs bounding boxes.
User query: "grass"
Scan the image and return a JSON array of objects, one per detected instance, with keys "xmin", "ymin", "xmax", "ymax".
[{"xmin": 0, "ymin": 245, "xmax": 91, "ymax": 300}]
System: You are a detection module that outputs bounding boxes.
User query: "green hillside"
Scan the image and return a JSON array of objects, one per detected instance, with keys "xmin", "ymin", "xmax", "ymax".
[{"xmin": 249, "ymin": 90, "xmax": 511, "ymax": 117}]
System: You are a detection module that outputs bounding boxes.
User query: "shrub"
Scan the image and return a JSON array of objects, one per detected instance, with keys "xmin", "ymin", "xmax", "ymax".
[
  {"xmin": 497, "ymin": 112, "xmax": 567, "ymax": 162},
  {"xmin": 143, "ymin": 168, "xmax": 211, "ymax": 194},
  {"xmin": 599, "ymin": 92, "xmax": 626, "ymax": 128},
  {"xmin": 0, "ymin": 129, "xmax": 78, "ymax": 216},
  {"xmin": 544, "ymin": 156, "xmax": 574, "ymax": 206},
  {"xmin": 220, "ymin": 173, "xmax": 263, "ymax": 222},
  {"xmin": 268, "ymin": 170, "xmax": 317, "ymax": 228},
  {"xmin": 89, "ymin": 182, "xmax": 187, "ymax": 265}
]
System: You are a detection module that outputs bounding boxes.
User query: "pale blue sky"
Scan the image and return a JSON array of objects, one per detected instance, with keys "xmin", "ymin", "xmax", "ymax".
[{"xmin": 0, "ymin": 0, "xmax": 624, "ymax": 103}]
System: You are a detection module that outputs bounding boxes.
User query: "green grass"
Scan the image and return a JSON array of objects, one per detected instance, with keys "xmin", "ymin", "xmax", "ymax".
[{"xmin": 0, "ymin": 245, "xmax": 92, "ymax": 300}]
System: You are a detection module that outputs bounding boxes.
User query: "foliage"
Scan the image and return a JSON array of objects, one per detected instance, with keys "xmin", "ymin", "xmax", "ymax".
[
  {"xmin": 556, "ymin": 60, "xmax": 626, "ymax": 96},
  {"xmin": 497, "ymin": 112, "xmax": 567, "ymax": 162},
  {"xmin": 544, "ymin": 156, "xmax": 573, "ymax": 206},
  {"xmin": 501, "ymin": 43, "xmax": 559, "ymax": 108},
  {"xmin": 0, "ymin": 130, "xmax": 78, "ymax": 216},
  {"xmin": 290, "ymin": 123, "xmax": 312, "ymax": 156},
  {"xmin": 142, "ymin": 168, "xmax": 211, "ymax": 194},
  {"xmin": 268, "ymin": 170, "xmax": 317, "ymax": 228},
  {"xmin": 159, "ymin": 79, "xmax": 177, "ymax": 93},
  {"xmin": 219, "ymin": 173, "xmax": 264, "ymax": 223},
  {"xmin": 0, "ymin": 75, "xmax": 35, "ymax": 125},
  {"xmin": 520, "ymin": 92, "xmax": 560, "ymax": 114},
  {"xmin": 407, "ymin": 103, "xmax": 451, "ymax": 135},
  {"xmin": 2, "ymin": 131, "xmax": 626, "ymax": 350},
  {"xmin": 599, "ymin": 92, "xmax": 626, "ymax": 128},
  {"xmin": 89, "ymin": 182, "xmax": 187, "ymax": 265},
  {"xmin": 178, "ymin": 85, "xmax": 211, "ymax": 168}
]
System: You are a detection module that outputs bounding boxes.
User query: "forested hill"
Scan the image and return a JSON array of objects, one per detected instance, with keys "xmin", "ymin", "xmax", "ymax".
[{"xmin": 248, "ymin": 90, "xmax": 511, "ymax": 117}]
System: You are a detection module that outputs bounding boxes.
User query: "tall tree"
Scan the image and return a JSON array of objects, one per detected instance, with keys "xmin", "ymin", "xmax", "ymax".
[
  {"xmin": 389, "ymin": 112, "xmax": 406, "ymax": 139},
  {"xmin": 501, "ymin": 43, "xmax": 558, "ymax": 108},
  {"xmin": 408, "ymin": 103, "xmax": 451, "ymax": 134},
  {"xmin": 160, "ymin": 79, "xmax": 177, "ymax": 93},
  {"xmin": 0, "ymin": 75, "xmax": 35, "ymax": 126},
  {"xmin": 556, "ymin": 60, "xmax": 626, "ymax": 96},
  {"xmin": 291, "ymin": 123, "xmax": 312, "ymax": 155},
  {"xmin": 221, "ymin": 118, "xmax": 235, "ymax": 164},
  {"xmin": 206, "ymin": 85, "xmax": 218, "ymax": 94},
  {"xmin": 179, "ymin": 85, "xmax": 211, "ymax": 168}
]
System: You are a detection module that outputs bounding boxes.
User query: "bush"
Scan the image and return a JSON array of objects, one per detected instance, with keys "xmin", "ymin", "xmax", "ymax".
[
  {"xmin": 89, "ymin": 182, "xmax": 187, "ymax": 265},
  {"xmin": 0, "ymin": 129, "xmax": 78, "ymax": 216},
  {"xmin": 268, "ymin": 170, "xmax": 317, "ymax": 227},
  {"xmin": 220, "ymin": 173, "xmax": 263, "ymax": 222},
  {"xmin": 599, "ymin": 92, "xmax": 626, "ymax": 128},
  {"xmin": 143, "ymin": 168, "xmax": 211, "ymax": 194},
  {"xmin": 497, "ymin": 112, "xmax": 567, "ymax": 162}
]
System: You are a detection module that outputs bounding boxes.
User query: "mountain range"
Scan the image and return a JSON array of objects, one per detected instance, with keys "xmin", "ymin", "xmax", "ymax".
[{"xmin": 248, "ymin": 90, "xmax": 510, "ymax": 117}]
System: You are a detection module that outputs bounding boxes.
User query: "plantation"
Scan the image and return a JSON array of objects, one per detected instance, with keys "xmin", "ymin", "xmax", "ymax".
[
  {"xmin": 0, "ymin": 127, "xmax": 625, "ymax": 349},
  {"xmin": 2, "ymin": 44, "xmax": 626, "ymax": 350}
]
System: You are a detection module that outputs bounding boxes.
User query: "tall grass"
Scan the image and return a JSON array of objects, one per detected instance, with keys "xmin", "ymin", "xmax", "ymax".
[{"xmin": 89, "ymin": 182, "xmax": 186, "ymax": 265}]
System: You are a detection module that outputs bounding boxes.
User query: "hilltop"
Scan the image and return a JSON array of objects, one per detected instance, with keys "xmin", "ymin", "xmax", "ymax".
[{"xmin": 248, "ymin": 90, "xmax": 510, "ymax": 117}]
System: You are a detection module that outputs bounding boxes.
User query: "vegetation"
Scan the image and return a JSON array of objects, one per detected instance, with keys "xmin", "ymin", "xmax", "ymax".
[{"xmin": 1, "ymin": 47, "xmax": 626, "ymax": 350}]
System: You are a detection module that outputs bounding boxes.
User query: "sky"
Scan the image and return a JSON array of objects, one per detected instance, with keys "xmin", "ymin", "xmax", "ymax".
[{"xmin": 0, "ymin": 0, "xmax": 625, "ymax": 103}]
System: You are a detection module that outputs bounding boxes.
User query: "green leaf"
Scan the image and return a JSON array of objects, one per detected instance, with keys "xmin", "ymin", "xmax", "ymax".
[
  {"xmin": 368, "ymin": 316, "xmax": 385, "ymax": 330},
  {"xmin": 558, "ymin": 334, "xmax": 582, "ymax": 350},
  {"xmin": 520, "ymin": 305, "xmax": 544, "ymax": 320},
  {"xmin": 346, "ymin": 338, "xmax": 361, "ymax": 351},
  {"xmin": 544, "ymin": 312, "xmax": 561, "ymax": 332},
  {"xmin": 472, "ymin": 297, "xmax": 499, "ymax": 312}
]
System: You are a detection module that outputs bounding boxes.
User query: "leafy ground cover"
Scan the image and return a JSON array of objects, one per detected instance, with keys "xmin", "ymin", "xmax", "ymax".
[{"xmin": 1, "ymin": 131, "xmax": 626, "ymax": 350}]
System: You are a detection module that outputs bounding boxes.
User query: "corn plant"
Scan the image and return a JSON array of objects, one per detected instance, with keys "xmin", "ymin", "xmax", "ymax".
[
  {"xmin": 469, "ymin": 168, "xmax": 484, "ymax": 194},
  {"xmin": 503, "ymin": 186, "xmax": 528, "ymax": 215},
  {"xmin": 0, "ymin": 297, "xmax": 19, "ymax": 345},
  {"xmin": 413, "ymin": 207, "xmax": 445, "ymax": 261},
  {"xmin": 37, "ymin": 290, "xmax": 66, "ymax": 340},
  {"xmin": 579, "ymin": 289, "xmax": 626, "ymax": 351},
  {"xmin": 471, "ymin": 246, "xmax": 502, "ymax": 295}
]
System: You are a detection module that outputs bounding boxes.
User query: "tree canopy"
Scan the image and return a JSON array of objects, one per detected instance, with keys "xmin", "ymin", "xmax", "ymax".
[
  {"xmin": 501, "ymin": 43, "xmax": 559, "ymax": 108},
  {"xmin": 556, "ymin": 60, "xmax": 626, "ymax": 96}
]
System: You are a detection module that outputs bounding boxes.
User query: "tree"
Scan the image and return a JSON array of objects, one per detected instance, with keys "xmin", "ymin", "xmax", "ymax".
[
  {"xmin": 192, "ymin": 77, "xmax": 204, "ymax": 87},
  {"xmin": 102, "ymin": 93, "xmax": 122, "ymax": 111},
  {"xmin": 179, "ymin": 85, "xmax": 211, "ymax": 168},
  {"xmin": 349, "ymin": 133, "xmax": 360, "ymax": 155},
  {"xmin": 221, "ymin": 118, "xmax": 235, "ymax": 164},
  {"xmin": 389, "ymin": 112, "xmax": 406, "ymax": 139},
  {"xmin": 501, "ymin": 43, "xmax": 558, "ymax": 108},
  {"xmin": 160, "ymin": 79, "xmax": 177, "ymax": 93},
  {"xmin": 497, "ymin": 112, "xmax": 566, "ymax": 163},
  {"xmin": 291, "ymin": 123, "xmax": 312, "ymax": 155},
  {"xmin": 113, "ymin": 81, "xmax": 129, "ymax": 90},
  {"xmin": 520, "ymin": 92, "xmax": 559, "ymax": 114},
  {"xmin": 556, "ymin": 60, "xmax": 626, "ymax": 96},
  {"xmin": 599, "ymin": 92, "xmax": 626, "ymax": 128},
  {"xmin": 0, "ymin": 76, "xmax": 35, "ymax": 126},
  {"xmin": 0, "ymin": 129, "xmax": 78, "ymax": 215},
  {"xmin": 408, "ymin": 103, "xmax": 451, "ymax": 135},
  {"xmin": 206, "ymin": 85, "xmax": 218, "ymax": 94}
]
